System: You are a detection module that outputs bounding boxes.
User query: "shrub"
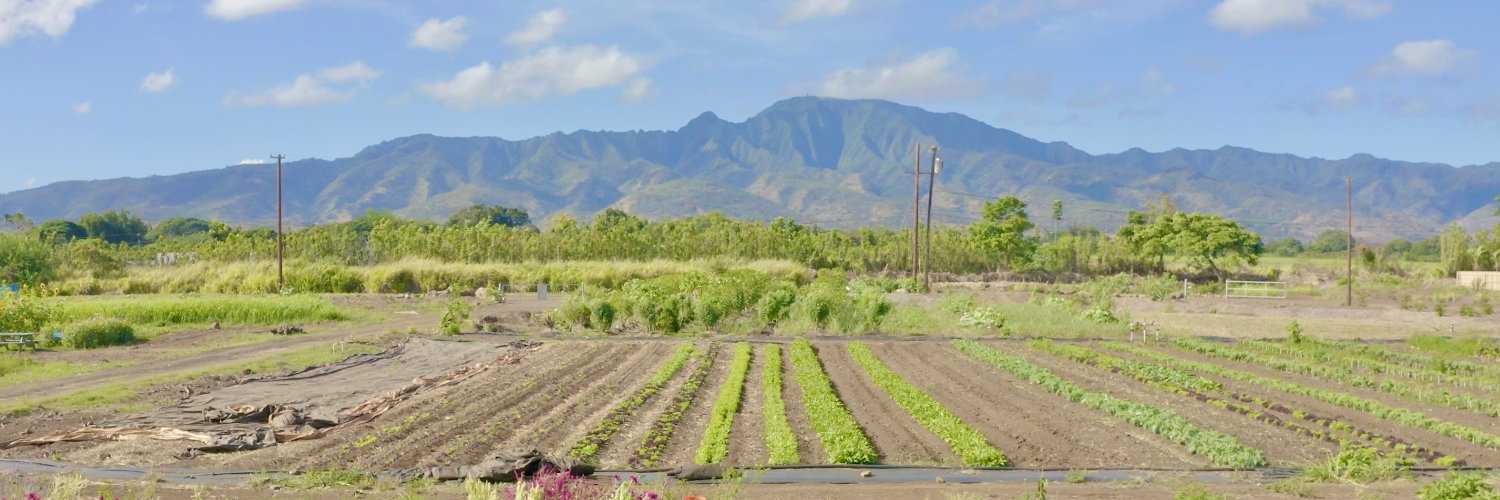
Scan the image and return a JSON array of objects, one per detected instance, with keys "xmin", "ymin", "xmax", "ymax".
[
  {"xmin": 1139, "ymin": 274, "xmax": 1178, "ymax": 301},
  {"xmin": 1419, "ymin": 472, "xmax": 1499, "ymax": 500},
  {"xmin": 61, "ymin": 317, "xmax": 135, "ymax": 349},
  {"xmin": 0, "ymin": 288, "xmax": 58, "ymax": 333},
  {"xmin": 588, "ymin": 299, "xmax": 616, "ymax": 331},
  {"xmin": 755, "ymin": 286, "xmax": 796, "ymax": 325},
  {"xmin": 440, "ymin": 300, "xmax": 472, "ymax": 336}
]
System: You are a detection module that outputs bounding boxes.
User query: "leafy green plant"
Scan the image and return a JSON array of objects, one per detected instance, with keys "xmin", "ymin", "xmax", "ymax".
[
  {"xmin": 1287, "ymin": 320, "xmax": 1304, "ymax": 344},
  {"xmin": 847, "ymin": 342, "xmax": 1007, "ymax": 466},
  {"xmin": 697, "ymin": 342, "xmax": 753, "ymax": 464},
  {"xmin": 789, "ymin": 339, "xmax": 877, "ymax": 464},
  {"xmin": 60, "ymin": 317, "xmax": 134, "ymax": 349},
  {"xmin": 1300, "ymin": 447, "xmax": 1411, "ymax": 484},
  {"xmin": 633, "ymin": 344, "xmax": 716, "ymax": 467},
  {"xmin": 440, "ymin": 300, "xmax": 473, "ymax": 336},
  {"xmin": 1418, "ymin": 471, "xmax": 1499, "ymax": 500},
  {"xmin": 761, "ymin": 344, "xmax": 799, "ymax": 465},
  {"xmin": 570, "ymin": 343, "xmax": 695, "ymax": 460},
  {"xmin": 1174, "ymin": 483, "xmax": 1230, "ymax": 500},
  {"xmin": 955, "ymin": 339, "xmax": 1266, "ymax": 468}
]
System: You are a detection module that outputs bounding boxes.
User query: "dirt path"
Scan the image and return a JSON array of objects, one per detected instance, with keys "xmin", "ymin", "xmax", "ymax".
[
  {"xmin": 724, "ymin": 343, "xmax": 767, "ymax": 466},
  {"xmin": 814, "ymin": 341, "xmax": 955, "ymax": 465},
  {"xmin": 0, "ymin": 316, "xmax": 430, "ymax": 407},
  {"xmin": 873, "ymin": 342, "xmax": 1201, "ymax": 468}
]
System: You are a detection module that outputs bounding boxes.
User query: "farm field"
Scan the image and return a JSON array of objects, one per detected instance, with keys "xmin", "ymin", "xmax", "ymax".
[
  {"xmin": 15, "ymin": 334, "xmax": 1500, "ymax": 475},
  {"xmin": 3, "ymin": 288, "xmax": 1500, "ymax": 499}
]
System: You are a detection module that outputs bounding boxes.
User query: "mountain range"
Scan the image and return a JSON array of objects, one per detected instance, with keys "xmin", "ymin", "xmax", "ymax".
[{"xmin": 3, "ymin": 97, "xmax": 1498, "ymax": 241}]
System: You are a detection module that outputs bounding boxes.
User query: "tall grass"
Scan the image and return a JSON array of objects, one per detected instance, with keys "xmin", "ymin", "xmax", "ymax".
[
  {"xmin": 52, "ymin": 295, "xmax": 347, "ymax": 325},
  {"xmin": 55, "ymin": 258, "xmax": 809, "ymax": 295}
]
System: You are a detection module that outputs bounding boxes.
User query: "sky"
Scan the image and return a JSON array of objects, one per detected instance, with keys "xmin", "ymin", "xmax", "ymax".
[{"xmin": 1, "ymin": 0, "xmax": 1498, "ymax": 194}]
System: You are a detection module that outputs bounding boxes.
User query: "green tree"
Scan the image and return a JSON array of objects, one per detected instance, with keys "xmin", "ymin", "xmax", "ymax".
[
  {"xmin": 446, "ymin": 204, "xmax": 531, "ymax": 228},
  {"xmin": 1050, "ymin": 199, "xmax": 1063, "ymax": 241},
  {"xmin": 1309, "ymin": 229, "xmax": 1351, "ymax": 253},
  {"xmin": 1141, "ymin": 212, "xmax": 1262, "ymax": 277},
  {"xmin": 3, "ymin": 213, "xmax": 34, "ymax": 231},
  {"xmin": 147, "ymin": 217, "xmax": 212, "ymax": 241},
  {"xmin": 1264, "ymin": 237, "xmax": 1305, "ymax": 257},
  {"xmin": 0, "ymin": 233, "xmax": 55, "ymax": 285},
  {"xmin": 78, "ymin": 210, "xmax": 149, "ymax": 245},
  {"xmin": 66, "ymin": 239, "xmax": 125, "ymax": 279},
  {"xmin": 969, "ymin": 196, "xmax": 1036, "ymax": 270},
  {"xmin": 32, "ymin": 219, "xmax": 86, "ymax": 244}
]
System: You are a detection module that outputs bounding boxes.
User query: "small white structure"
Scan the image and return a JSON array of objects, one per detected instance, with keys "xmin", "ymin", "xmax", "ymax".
[
  {"xmin": 1224, "ymin": 280, "xmax": 1287, "ymax": 299},
  {"xmin": 1457, "ymin": 271, "xmax": 1500, "ymax": 292}
]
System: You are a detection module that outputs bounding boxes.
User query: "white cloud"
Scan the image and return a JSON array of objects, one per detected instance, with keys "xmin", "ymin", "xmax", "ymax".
[
  {"xmin": 226, "ymin": 62, "xmax": 378, "ymax": 108},
  {"xmin": 72, "ymin": 101, "xmax": 91, "ymax": 114},
  {"xmin": 409, "ymin": 16, "xmax": 467, "ymax": 52},
  {"xmin": 139, "ymin": 68, "xmax": 176, "ymax": 93},
  {"xmin": 238, "ymin": 158, "xmax": 267, "ymax": 165},
  {"xmin": 621, "ymin": 78, "xmax": 658, "ymax": 103},
  {"xmin": 1321, "ymin": 85, "xmax": 1360, "ymax": 110},
  {"xmin": 24, "ymin": 177, "xmax": 37, "ymax": 187},
  {"xmin": 813, "ymin": 48, "xmax": 983, "ymax": 102},
  {"xmin": 1365, "ymin": 39, "xmax": 1475, "ymax": 77},
  {"xmin": 1000, "ymin": 69, "xmax": 1051, "ymax": 102},
  {"xmin": 505, "ymin": 8, "xmax": 565, "ymax": 47},
  {"xmin": 0, "ymin": 0, "xmax": 98, "ymax": 45},
  {"xmin": 421, "ymin": 44, "xmax": 650, "ymax": 108},
  {"xmin": 1141, "ymin": 66, "xmax": 1176, "ymax": 96},
  {"xmin": 317, "ymin": 61, "xmax": 380, "ymax": 83},
  {"xmin": 779, "ymin": 0, "xmax": 851, "ymax": 25},
  {"xmin": 204, "ymin": 0, "xmax": 302, "ymax": 21},
  {"xmin": 1207, "ymin": 0, "xmax": 1390, "ymax": 35}
]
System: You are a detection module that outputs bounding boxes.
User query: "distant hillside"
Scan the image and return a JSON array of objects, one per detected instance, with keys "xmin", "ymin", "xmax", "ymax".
[{"xmin": 3, "ymin": 97, "xmax": 1498, "ymax": 240}]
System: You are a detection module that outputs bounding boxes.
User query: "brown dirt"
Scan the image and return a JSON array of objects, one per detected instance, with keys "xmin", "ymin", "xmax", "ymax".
[
  {"xmin": 493, "ymin": 343, "xmax": 669, "ymax": 454},
  {"xmin": 983, "ymin": 340, "xmax": 1339, "ymax": 466},
  {"xmin": 870, "ymin": 342, "xmax": 1202, "ymax": 468},
  {"xmin": 813, "ymin": 341, "xmax": 956, "ymax": 465},
  {"xmin": 724, "ymin": 343, "xmax": 768, "ymax": 466},
  {"xmin": 1128, "ymin": 342, "xmax": 1500, "ymax": 465},
  {"xmin": 593, "ymin": 343, "xmax": 704, "ymax": 469},
  {"xmin": 212, "ymin": 341, "xmax": 601, "ymax": 471},
  {"xmin": 656, "ymin": 343, "xmax": 730, "ymax": 467},
  {"xmin": 776, "ymin": 342, "xmax": 826, "ymax": 464}
]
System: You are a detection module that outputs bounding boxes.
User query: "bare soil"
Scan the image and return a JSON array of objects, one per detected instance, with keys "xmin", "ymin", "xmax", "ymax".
[
  {"xmin": 871, "ymin": 342, "xmax": 1203, "ymax": 468},
  {"xmin": 724, "ymin": 343, "xmax": 768, "ymax": 466},
  {"xmin": 813, "ymin": 341, "xmax": 956, "ymax": 465}
]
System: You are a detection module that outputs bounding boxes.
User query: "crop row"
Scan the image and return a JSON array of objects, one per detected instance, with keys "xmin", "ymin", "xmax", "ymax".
[
  {"xmin": 846, "ymin": 342, "xmax": 1008, "ymax": 466},
  {"xmin": 1029, "ymin": 340, "xmax": 1452, "ymax": 465},
  {"xmin": 1240, "ymin": 339, "xmax": 1500, "ymax": 391},
  {"xmin": 1166, "ymin": 338, "xmax": 1500, "ymax": 420},
  {"xmin": 789, "ymin": 339, "xmax": 878, "ymax": 464},
  {"xmin": 696, "ymin": 342, "xmax": 753, "ymax": 464},
  {"xmin": 1105, "ymin": 342, "xmax": 1500, "ymax": 451},
  {"xmin": 761, "ymin": 344, "xmax": 800, "ymax": 465},
  {"xmin": 632, "ymin": 343, "xmax": 717, "ymax": 468},
  {"xmin": 1303, "ymin": 338, "xmax": 1500, "ymax": 380},
  {"xmin": 951, "ymin": 339, "xmax": 1266, "ymax": 468},
  {"xmin": 570, "ymin": 343, "xmax": 696, "ymax": 461}
]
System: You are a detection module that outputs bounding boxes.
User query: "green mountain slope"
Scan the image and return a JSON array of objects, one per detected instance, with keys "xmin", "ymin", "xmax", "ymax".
[{"xmin": 2, "ymin": 97, "xmax": 1496, "ymax": 240}]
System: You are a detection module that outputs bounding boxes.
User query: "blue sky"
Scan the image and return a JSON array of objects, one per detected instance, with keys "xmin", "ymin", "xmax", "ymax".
[{"xmin": 2, "ymin": 0, "xmax": 1497, "ymax": 194}]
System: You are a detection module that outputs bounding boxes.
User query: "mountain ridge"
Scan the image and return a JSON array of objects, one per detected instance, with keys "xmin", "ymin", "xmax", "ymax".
[{"xmin": 3, "ymin": 96, "xmax": 1497, "ymax": 241}]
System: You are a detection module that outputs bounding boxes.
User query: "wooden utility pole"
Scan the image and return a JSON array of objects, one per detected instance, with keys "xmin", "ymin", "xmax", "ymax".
[
  {"xmin": 912, "ymin": 142, "xmax": 921, "ymax": 281},
  {"xmin": 273, "ymin": 154, "xmax": 286, "ymax": 291},
  {"xmin": 923, "ymin": 146, "xmax": 939, "ymax": 291},
  {"xmin": 1346, "ymin": 176, "xmax": 1353, "ymax": 307}
]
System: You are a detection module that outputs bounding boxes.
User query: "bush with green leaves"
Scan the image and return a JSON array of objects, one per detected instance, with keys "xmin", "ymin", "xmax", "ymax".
[
  {"xmin": 755, "ymin": 285, "xmax": 796, "ymax": 326},
  {"xmin": 0, "ymin": 233, "xmax": 56, "ymax": 286},
  {"xmin": 0, "ymin": 288, "xmax": 58, "ymax": 333},
  {"xmin": 440, "ymin": 300, "xmax": 472, "ymax": 336},
  {"xmin": 1419, "ymin": 472, "xmax": 1499, "ymax": 500},
  {"xmin": 1138, "ymin": 273, "xmax": 1178, "ymax": 301},
  {"xmin": 61, "ymin": 317, "xmax": 135, "ymax": 349}
]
